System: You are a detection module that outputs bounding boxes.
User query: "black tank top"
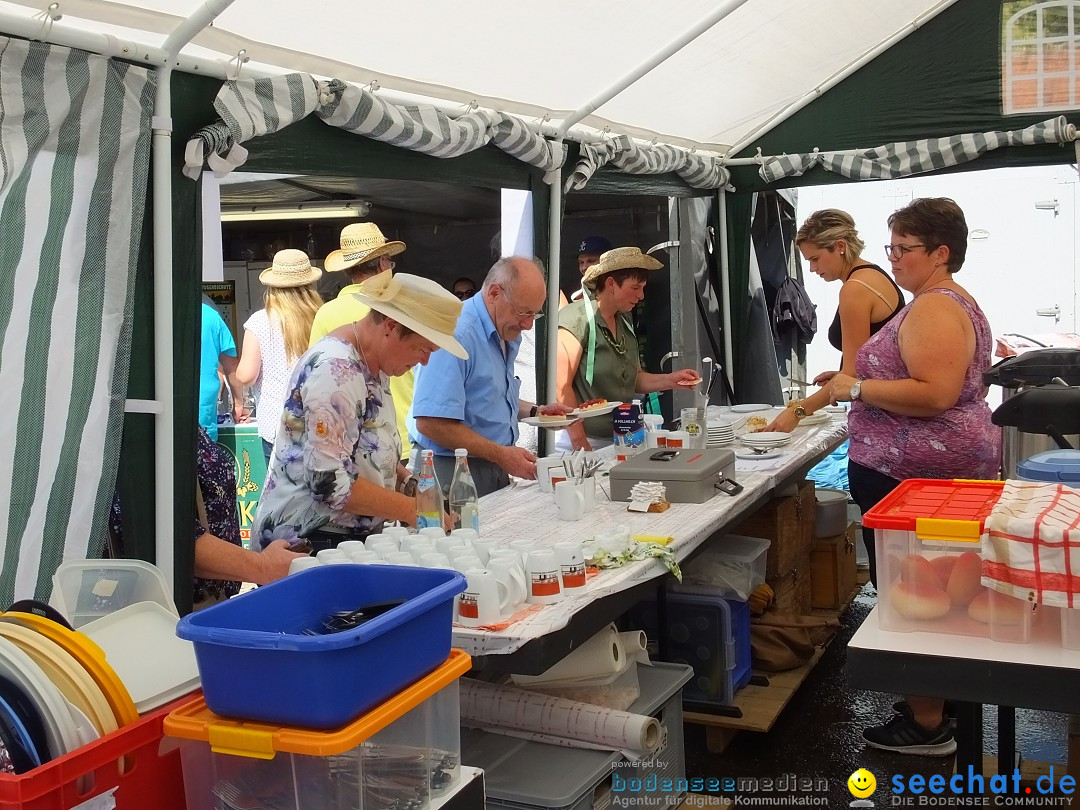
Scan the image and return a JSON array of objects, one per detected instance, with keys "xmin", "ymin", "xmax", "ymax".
[{"xmin": 827, "ymin": 264, "xmax": 905, "ymax": 352}]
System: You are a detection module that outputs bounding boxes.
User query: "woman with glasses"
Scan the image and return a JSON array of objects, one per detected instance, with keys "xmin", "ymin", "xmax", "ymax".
[
  {"xmin": 556, "ymin": 247, "xmax": 700, "ymax": 451},
  {"xmin": 826, "ymin": 198, "xmax": 999, "ymax": 758},
  {"xmin": 766, "ymin": 209, "xmax": 904, "ymax": 433}
]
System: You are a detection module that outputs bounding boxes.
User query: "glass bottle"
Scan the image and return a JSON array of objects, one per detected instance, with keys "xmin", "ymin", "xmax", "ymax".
[
  {"xmin": 448, "ymin": 448, "xmax": 480, "ymax": 533},
  {"xmin": 416, "ymin": 449, "xmax": 443, "ymax": 530}
]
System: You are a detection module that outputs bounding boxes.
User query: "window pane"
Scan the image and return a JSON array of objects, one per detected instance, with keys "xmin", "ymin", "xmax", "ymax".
[
  {"xmin": 1045, "ymin": 41, "xmax": 1070, "ymax": 72},
  {"xmin": 1013, "ymin": 43, "xmax": 1039, "ymax": 74},
  {"xmin": 1043, "ymin": 5, "xmax": 1070, "ymax": 37},
  {"xmin": 1044, "ymin": 75, "xmax": 1071, "ymax": 106},
  {"xmin": 1011, "ymin": 78, "xmax": 1039, "ymax": 109}
]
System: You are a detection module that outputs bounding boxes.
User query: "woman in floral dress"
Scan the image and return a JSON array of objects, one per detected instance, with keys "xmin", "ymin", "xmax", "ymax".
[{"xmin": 253, "ymin": 270, "xmax": 467, "ymax": 550}]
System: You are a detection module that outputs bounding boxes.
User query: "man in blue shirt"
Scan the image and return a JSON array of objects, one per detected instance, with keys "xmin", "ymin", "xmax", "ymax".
[
  {"xmin": 199, "ymin": 302, "xmax": 243, "ymax": 441},
  {"xmin": 409, "ymin": 257, "xmax": 570, "ymax": 496}
]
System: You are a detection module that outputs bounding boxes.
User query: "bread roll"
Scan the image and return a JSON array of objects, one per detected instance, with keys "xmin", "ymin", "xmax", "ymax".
[
  {"xmin": 945, "ymin": 551, "xmax": 982, "ymax": 607},
  {"xmin": 890, "ymin": 581, "xmax": 951, "ymax": 620},
  {"xmin": 968, "ymin": 589, "xmax": 1028, "ymax": 626},
  {"xmin": 929, "ymin": 555, "xmax": 957, "ymax": 588},
  {"xmin": 901, "ymin": 555, "xmax": 941, "ymax": 587}
]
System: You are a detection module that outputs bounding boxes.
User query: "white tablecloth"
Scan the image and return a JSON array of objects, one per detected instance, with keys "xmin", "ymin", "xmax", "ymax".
[{"xmin": 452, "ymin": 416, "xmax": 847, "ymax": 656}]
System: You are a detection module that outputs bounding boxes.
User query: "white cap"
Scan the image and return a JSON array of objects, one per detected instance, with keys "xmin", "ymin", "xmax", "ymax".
[
  {"xmin": 455, "ymin": 448, "xmax": 468, "ymax": 457},
  {"xmin": 422, "ymin": 449, "xmax": 434, "ymax": 457}
]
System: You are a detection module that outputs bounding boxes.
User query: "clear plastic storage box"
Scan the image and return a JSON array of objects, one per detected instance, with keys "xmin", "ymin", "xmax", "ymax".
[
  {"xmin": 863, "ymin": 479, "xmax": 1036, "ymax": 643},
  {"xmin": 49, "ymin": 559, "xmax": 176, "ymax": 629},
  {"xmin": 164, "ymin": 649, "xmax": 469, "ymax": 810},
  {"xmin": 674, "ymin": 534, "xmax": 770, "ymax": 601}
]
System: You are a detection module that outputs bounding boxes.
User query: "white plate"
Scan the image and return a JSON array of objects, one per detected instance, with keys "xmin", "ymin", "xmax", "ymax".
[
  {"xmin": 797, "ymin": 412, "xmax": 831, "ymax": 426},
  {"xmin": 82, "ymin": 602, "xmax": 200, "ymax": 713},
  {"xmin": 741, "ymin": 431, "xmax": 789, "ymax": 442},
  {"xmin": 0, "ymin": 636, "xmax": 78, "ymax": 760},
  {"xmin": 823, "ymin": 405, "xmax": 848, "ymax": 414},
  {"xmin": 731, "ymin": 404, "xmax": 773, "ymax": 413},
  {"xmin": 742, "ymin": 438, "xmax": 791, "ymax": 449},
  {"xmin": 570, "ymin": 400, "xmax": 623, "ymax": 418},
  {"xmin": 523, "ymin": 416, "xmax": 578, "ymax": 428},
  {"xmin": 735, "ymin": 449, "xmax": 782, "ymax": 460}
]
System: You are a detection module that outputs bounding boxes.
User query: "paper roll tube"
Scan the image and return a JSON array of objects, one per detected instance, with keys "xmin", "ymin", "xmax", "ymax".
[
  {"xmin": 617, "ymin": 630, "xmax": 647, "ymax": 653},
  {"xmin": 460, "ymin": 678, "xmax": 662, "ymax": 756},
  {"xmin": 511, "ymin": 623, "xmax": 623, "ymax": 686}
]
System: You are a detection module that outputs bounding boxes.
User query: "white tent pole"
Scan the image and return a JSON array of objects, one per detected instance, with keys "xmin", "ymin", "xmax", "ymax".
[
  {"xmin": 151, "ymin": 0, "xmax": 237, "ymax": 598},
  {"xmin": 717, "ymin": 188, "xmax": 734, "ymax": 397},
  {"xmin": 726, "ymin": 0, "xmax": 962, "ymax": 157},
  {"xmin": 554, "ymin": 0, "xmax": 751, "ymax": 138},
  {"xmin": 545, "ymin": 160, "xmax": 564, "ymax": 435}
]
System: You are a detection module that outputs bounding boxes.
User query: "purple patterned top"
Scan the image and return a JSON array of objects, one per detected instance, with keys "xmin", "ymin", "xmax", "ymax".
[{"xmin": 848, "ymin": 288, "xmax": 1000, "ymax": 481}]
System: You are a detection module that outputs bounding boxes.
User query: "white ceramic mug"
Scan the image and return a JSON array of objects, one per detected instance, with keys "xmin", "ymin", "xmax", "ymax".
[
  {"xmin": 509, "ymin": 539, "xmax": 536, "ymax": 567},
  {"xmin": 554, "ymin": 480, "xmax": 588, "ymax": 521},
  {"xmin": 451, "ymin": 528, "xmax": 480, "ymax": 544},
  {"xmin": 458, "ymin": 568, "xmax": 511, "ymax": 627},
  {"xmin": 437, "ymin": 536, "xmax": 468, "ymax": 556},
  {"xmin": 419, "ymin": 526, "xmax": 447, "ymax": 540},
  {"xmin": 487, "ymin": 555, "xmax": 527, "ymax": 613},
  {"xmin": 420, "ymin": 552, "xmax": 453, "ymax": 569},
  {"xmin": 452, "ymin": 555, "xmax": 485, "ymax": 575},
  {"xmin": 555, "ymin": 541, "xmax": 587, "ymax": 592},
  {"xmin": 316, "ymin": 548, "xmax": 348, "ymax": 565},
  {"xmin": 406, "ymin": 541, "xmax": 436, "ymax": 564},
  {"xmin": 666, "ymin": 430, "xmax": 689, "ymax": 449},
  {"xmin": 288, "ymin": 557, "xmax": 320, "ymax": 575},
  {"xmin": 447, "ymin": 546, "xmax": 478, "ymax": 563},
  {"xmin": 536, "ymin": 456, "xmax": 567, "ymax": 494},
  {"xmin": 364, "ymin": 532, "xmax": 397, "ymax": 550},
  {"xmin": 471, "ymin": 537, "xmax": 497, "ymax": 565},
  {"xmin": 400, "ymin": 533, "xmax": 434, "ymax": 555},
  {"xmin": 381, "ymin": 526, "xmax": 410, "ymax": 543},
  {"xmin": 336, "ymin": 540, "xmax": 366, "ymax": 557},
  {"xmin": 526, "ymin": 549, "xmax": 562, "ymax": 604},
  {"xmin": 347, "ymin": 549, "xmax": 380, "ymax": 565},
  {"xmin": 383, "ymin": 551, "xmax": 417, "ymax": 567},
  {"xmin": 366, "ymin": 539, "xmax": 398, "ymax": 560}
]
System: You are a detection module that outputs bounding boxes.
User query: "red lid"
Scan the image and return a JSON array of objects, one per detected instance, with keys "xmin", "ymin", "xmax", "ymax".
[{"xmin": 861, "ymin": 479, "xmax": 1004, "ymax": 531}]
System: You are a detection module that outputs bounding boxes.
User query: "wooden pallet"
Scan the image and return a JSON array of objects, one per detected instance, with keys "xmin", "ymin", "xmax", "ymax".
[{"xmin": 683, "ymin": 580, "xmax": 864, "ymax": 753}]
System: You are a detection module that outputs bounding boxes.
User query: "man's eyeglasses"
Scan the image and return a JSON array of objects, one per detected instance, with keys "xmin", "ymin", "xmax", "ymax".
[
  {"xmin": 453, "ymin": 289, "xmax": 475, "ymax": 300},
  {"xmin": 502, "ymin": 287, "xmax": 544, "ymax": 321},
  {"xmin": 884, "ymin": 243, "xmax": 925, "ymax": 261}
]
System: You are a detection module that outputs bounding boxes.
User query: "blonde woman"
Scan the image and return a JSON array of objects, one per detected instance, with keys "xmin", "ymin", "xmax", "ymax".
[
  {"xmin": 236, "ymin": 249, "xmax": 324, "ymax": 464},
  {"xmin": 767, "ymin": 209, "xmax": 904, "ymax": 433}
]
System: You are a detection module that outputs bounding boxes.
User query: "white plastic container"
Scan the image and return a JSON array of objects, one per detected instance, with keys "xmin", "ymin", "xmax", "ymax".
[
  {"xmin": 50, "ymin": 559, "xmax": 176, "ymax": 629},
  {"xmin": 674, "ymin": 534, "xmax": 771, "ymax": 601}
]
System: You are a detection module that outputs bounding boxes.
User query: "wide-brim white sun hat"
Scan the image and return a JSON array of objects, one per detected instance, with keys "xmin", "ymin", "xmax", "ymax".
[
  {"xmin": 258, "ymin": 248, "xmax": 322, "ymax": 288},
  {"xmin": 325, "ymin": 222, "xmax": 406, "ymax": 273},
  {"xmin": 581, "ymin": 246, "xmax": 664, "ymax": 288},
  {"xmin": 353, "ymin": 269, "xmax": 469, "ymax": 359}
]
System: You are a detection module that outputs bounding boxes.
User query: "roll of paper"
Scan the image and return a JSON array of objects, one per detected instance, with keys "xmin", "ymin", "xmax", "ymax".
[
  {"xmin": 617, "ymin": 630, "xmax": 647, "ymax": 653},
  {"xmin": 511, "ymin": 623, "xmax": 623, "ymax": 686},
  {"xmin": 460, "ymin": 678, "xmax": 661, "ymax": 757}
]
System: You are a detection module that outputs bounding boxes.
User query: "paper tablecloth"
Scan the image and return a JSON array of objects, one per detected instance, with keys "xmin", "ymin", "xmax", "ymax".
[{"xmin": 453, "ymin": 417, "xmax": 847, "ymax": 656}]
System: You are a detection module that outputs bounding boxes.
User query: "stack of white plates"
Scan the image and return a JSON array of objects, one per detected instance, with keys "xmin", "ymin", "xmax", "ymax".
[
  {"xmin": 706, "ymin": 421, "xmax": 736, "ymax": 446},
  {"xmin": 741, "ymin": 431, "xmax": 792, "ymax": 450}
]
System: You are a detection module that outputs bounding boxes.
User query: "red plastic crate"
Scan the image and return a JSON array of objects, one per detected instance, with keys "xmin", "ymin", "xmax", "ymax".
[
  {"xmin": 862, "ymin": 479, "xmax": 1004, "ymax": 532},
  {"xmin": 0, "ymin": 694, "xmax": 192, "ymax": 810}
]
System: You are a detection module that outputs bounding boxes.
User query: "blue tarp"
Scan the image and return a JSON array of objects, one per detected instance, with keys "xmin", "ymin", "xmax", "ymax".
[{"xmin": 808, "ymin": 439, "xmax": 849, "ymax": 493}]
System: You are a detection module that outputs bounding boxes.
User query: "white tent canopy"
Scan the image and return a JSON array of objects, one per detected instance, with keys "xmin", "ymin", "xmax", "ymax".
[{"xmin": 0, "ymin": 0, "xmax": 951, "ymax": 153}]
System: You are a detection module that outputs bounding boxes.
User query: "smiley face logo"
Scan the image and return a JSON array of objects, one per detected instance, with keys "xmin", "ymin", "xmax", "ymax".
[{"xmin": 848, "ymin": 768, "xmax": 876, "ymax": 798}]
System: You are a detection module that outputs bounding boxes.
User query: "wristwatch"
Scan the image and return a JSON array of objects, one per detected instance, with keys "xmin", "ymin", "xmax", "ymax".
[
  {"xmin": 402, "ymin": 475, "xmax": 419, "ymax": 498},
  {"xmin": 529, "ymin": 404, "xmax": 539, "ymax": 418},
  {"xmin": 787, "ymin": 400, "xmax": 808, "ymax": 420},
  {"xmin": 850, "ymin": 380, "xmax": 863, "ymax": 401}
]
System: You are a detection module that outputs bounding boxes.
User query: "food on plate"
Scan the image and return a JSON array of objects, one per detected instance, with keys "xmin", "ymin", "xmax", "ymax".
[
  {"xmin": 538, "ymin": 412, "xmax": 568, "ymax": 423},
  {"xmin": 578, "ymin": 398, "xmax": 609, "ymax": 412},
  {"xmin": 890, "ymin": 580, "xmax": 951, "ymax": 620},
  {"xmin": 967, "ymin": 589, "xmax": 1029, "ymax": 625},
  {"xmin": 900, "ymin": 554, "xmax": 940, "ymax": 587},
  {"xmin": 945, "ymin": 551, "xmax": 983, "ymax": 607},
  {"xmin": 745, "ymin": 415, "xmax": 769, "ymax": 432}
]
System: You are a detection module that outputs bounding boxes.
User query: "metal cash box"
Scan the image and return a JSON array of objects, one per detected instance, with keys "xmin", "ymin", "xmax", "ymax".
[{"xmin": 608, "ymin": 448, "xmax": 738, "ymax": 503}]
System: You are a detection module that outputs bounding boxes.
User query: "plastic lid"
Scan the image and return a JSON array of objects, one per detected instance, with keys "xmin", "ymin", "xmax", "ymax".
[
  {"xmin": 861, "ymin": 479, "xmax": 1003, "ymax": 541},
  {"xmin": 1017, "ymin": 449, "xmax": 1080, "ymax": 482},
  {"xmin": 815, "ymin": 488, "xmax": 849, "ymax": 504},
  {"xmin": 455, "ymin": 448, "xmax": 468, "ymax": 457},
  {"xmin": 49, "ymin": 559, "xmax": 176, "ymax": 629},
  {"xmin": 163, "ymin": 649, "xmax": 471, "ymax": 758}
]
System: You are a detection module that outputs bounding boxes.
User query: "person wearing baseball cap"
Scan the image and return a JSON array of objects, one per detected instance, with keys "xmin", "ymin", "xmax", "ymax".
[
  {"xmin": 309, "ymin": 222, "xmax": 416, "ymax": 458},
  {"xmin": 560, "ymin": 235, "xmax": 613, "ymax": 308}
]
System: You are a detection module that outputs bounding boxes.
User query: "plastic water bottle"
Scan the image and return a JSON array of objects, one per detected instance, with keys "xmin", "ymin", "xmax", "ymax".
[
  {"xmin": 416, "ymin": 450, "xmax": 443, "ymax": 530},
  {"xmin": 612, "ymin": 399, "xmax": 646, "ymax": 462},
  {"xmin": 448, "ymin": 448, "xmax": 480, "ymax": 533}
]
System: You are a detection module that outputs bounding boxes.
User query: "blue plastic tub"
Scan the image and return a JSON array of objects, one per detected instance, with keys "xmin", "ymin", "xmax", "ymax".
[{"xmin": 176, "ymin": 564, "xmax": 465, "ymax": 729}]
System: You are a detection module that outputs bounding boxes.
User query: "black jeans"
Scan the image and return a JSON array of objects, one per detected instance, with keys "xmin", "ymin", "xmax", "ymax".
[{"xmin": 847, "ymin": 459, "xmax": 901, "ymax": 588}]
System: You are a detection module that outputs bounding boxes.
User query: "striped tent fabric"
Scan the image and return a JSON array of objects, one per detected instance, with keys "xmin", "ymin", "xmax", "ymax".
[
  {"xmin": 566, "ymin": 134, "xmax": 731, "ymax": 192},
  {"xmin": 184, "ymin": 73, "xmax": 567, "ymax": 179},
  {"xmin": 0, "ymin": 38, "xmax": 154, "ymax": 601},
  {"xmin": 759, "ymin": 116, "xmax": 1077, "ymax": 184}
]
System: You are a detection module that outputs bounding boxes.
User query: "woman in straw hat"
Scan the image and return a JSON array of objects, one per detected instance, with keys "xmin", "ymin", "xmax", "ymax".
[
  {"xmin": 236, "ymin": 249, "xmax": 324, "ymax": 464},
  {"xmin": 556, "ymin": 247, "xmax": 700, "ymax": 451},
  {"xmin": 253, "ymin": 269, "xmax": 467, "ymax": 550}
]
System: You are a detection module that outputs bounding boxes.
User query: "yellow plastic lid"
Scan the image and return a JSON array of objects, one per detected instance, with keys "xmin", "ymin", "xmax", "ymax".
[{"xmin": 164, "ymin": 649, "xmax": 471, "ymax": 759}]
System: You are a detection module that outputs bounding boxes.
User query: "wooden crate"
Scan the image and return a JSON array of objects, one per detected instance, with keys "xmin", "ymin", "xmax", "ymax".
[
  {"xmin": 809, "ymin": 523, "xmax": 858, "ymax": 610},
  {"xmin": 732, "ymin": 480, "xmax": 815, "ymax": 580},
  {"xmin": 769, "ymin": 550, "xmax": 812, "ymax": 614}
]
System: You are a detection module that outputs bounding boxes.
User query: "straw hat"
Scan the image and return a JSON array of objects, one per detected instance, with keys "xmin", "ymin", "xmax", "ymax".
[
  {"xmin": 325, "ymin": 222, "xmax": 406, "ymax": 273},
  {"xmin": 353, "ymin": 270, "xmax": 469, "ymax": 359},
  {"xmin": 259, "ymin": 249, "xmax": 322, "ymax": 288},
  {"xmin": 581, "ymin": 246, "xmax": 664, "ymax": 287}
]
